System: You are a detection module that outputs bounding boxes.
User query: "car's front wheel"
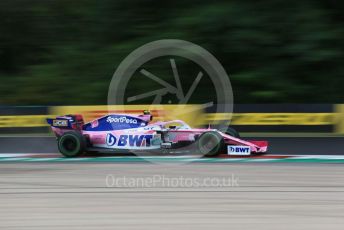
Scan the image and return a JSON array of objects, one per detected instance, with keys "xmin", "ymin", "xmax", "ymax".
[
  {"xmin": 58, "ymin": 131, "xmax": 86, "ymax": 157},
  {"xmin": 197, "ymin": 131, "xmax": 224, "ymax": 157}
]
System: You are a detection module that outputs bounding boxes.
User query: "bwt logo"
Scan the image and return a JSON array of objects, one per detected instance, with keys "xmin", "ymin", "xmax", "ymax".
[
  {"xmin": 228, "ymin": 146, "xmax": 251, "ymax": 155},
  {"xmin": 106, "ymin": 133, "xmax": 153, "ymax": 147},
  {"xmin": 106, "ymin": 133, "xmax": 117, "ymax": 146}
]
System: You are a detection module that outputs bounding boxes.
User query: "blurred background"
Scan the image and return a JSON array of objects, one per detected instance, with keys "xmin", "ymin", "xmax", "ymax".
[
  {"xmin": 1, "ymin": 0, "xmax": 344, "ymax": 134},
  {"xmin": 1, "ymin": 0, "xmax": 344, "ymax": 105}
]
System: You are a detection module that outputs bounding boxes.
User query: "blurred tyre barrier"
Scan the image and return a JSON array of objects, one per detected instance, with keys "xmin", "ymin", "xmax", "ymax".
[
  {"xmin": 0, "ymin": 104, "xmax": 343, "ymax": 134},
  {"xmin": 207, "ymin": 113, "xmax": 333, "ymax": 125},
  {"xmin": 205, "ymin": 104, "xmax": 336, "ymax": 133},
  {"xmin": 335, "ymin": 104, "xmax": 344, "ymax": 134},
  {"xmin": 206, "ymin": 113, "xmax": 335, "ymax": 132},
  {"xmin": 0, "ymin": 115, "xmax": 51, "ymax": 127},
  {"xmin": 0, "ymin": 106, "xmax": 50, "ymax": 133}
]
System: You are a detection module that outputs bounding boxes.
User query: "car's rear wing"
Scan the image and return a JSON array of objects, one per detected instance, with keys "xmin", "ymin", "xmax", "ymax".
[{"xmin": 47, "ymin": 114, "xmax": 84, "ymax": 130}]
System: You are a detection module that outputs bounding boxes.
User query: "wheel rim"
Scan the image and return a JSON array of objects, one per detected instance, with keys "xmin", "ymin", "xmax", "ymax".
[
  {"xmin": 59, "ymin": 134, "xmax": 81, "ymax": 156},
  {"xmin": 62, "ymin": 138, "xmax": 77, "ymax": 152},
  {"xmin": 199, "ymin": 133, "xmax": 221, "ymax": 155}
]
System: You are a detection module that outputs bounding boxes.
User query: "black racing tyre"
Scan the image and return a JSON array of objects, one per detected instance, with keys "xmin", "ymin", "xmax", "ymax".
[
  {"xmin": 197, "ymin": 131, "xmax": 224, "ymax": 157},
  {"xmin": 58, "ymin": 131, "xmax": 86, "ymax": 157},
  {"xmin": 220, "ymin": 126, "xmax": 240, "ymax": 138}
]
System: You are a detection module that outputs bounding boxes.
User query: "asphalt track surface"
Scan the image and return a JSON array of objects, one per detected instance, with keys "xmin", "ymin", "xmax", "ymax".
[
  {"xmin": 1, "ymin": 137, "xmax": 344, "ymax": 229},
  {"xmin": 1, "ymin": 163, "xmax": 344, "ymax": 230}
]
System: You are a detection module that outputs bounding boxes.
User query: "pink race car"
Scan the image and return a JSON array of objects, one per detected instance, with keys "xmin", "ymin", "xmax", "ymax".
[{"xmin": 47, "ymin": 111, "xmax": 268, "ymax": 157}]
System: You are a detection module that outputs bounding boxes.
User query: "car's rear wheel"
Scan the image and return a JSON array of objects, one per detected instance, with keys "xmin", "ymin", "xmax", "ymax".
[
  {"xmin": 197, "ymin": 131, "xmax": 224, "ymax": 157},
  {"xmin": 58, "ymin": 131, "xmax": 86, "ymax": 157}
]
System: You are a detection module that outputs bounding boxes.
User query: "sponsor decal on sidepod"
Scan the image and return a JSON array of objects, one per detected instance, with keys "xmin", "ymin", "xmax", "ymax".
[{"xmin": 106, "ymin": 133, "xmax": 154, "ymax": 147}]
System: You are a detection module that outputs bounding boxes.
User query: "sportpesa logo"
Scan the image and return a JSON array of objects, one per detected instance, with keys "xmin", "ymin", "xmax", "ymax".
[
  {"xmin": 106, "ymin": 133, "xmax": 153, "ymax": 147},
  {"xmin": 106, "ymin": 116, "xmax": 138, "ymax": 124}
]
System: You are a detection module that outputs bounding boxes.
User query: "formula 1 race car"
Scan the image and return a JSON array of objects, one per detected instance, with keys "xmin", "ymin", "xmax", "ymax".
[{"xmin": 47, "ymin": 111, "xmax": 268, "ymax": 157}]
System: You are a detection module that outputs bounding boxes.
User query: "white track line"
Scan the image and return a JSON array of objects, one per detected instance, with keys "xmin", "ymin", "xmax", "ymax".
[{"xmin": 0, "ymin": 154, "xmax": 33, "ymax": 158}]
